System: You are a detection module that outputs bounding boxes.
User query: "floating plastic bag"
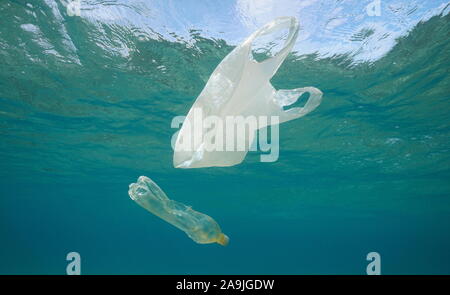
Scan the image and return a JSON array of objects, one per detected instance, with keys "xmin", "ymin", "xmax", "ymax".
[
  {"xmin": 128, "ymin": 176, "xmax": 229, "ymax": 246},
  {"xmin": 173, "ymin": 16, "xmax": 323, "ymax": 168}
]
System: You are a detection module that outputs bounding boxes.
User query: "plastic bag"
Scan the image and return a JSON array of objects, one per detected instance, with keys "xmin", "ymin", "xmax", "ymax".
[
  {"xmin": 173, "ymin": 16, "xmax": 323, "ymax": 168},
  {"xmin": 128, "ymin": 176, "xmax": 229, "ymax": 246}
]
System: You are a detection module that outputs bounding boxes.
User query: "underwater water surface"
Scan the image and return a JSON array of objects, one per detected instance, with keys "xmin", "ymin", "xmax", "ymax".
[{"xmin": 0, "ymin": 0, "xmax": 449, "ymax": 274}]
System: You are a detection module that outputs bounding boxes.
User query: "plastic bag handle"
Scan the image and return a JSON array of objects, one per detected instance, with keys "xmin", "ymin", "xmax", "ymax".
[
  {"xmin": 245, "ymin": 17, "xmax": 299, "ymax": 75},
  {"xmin": 275, "ymin": 87, "xmax": 323, "ymax": 123}
]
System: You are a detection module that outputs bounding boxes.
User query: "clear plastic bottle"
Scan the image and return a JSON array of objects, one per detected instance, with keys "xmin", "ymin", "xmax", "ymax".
[{"xmin": 128, "ymin": 176, "xmax": 229, "ymax": 246}]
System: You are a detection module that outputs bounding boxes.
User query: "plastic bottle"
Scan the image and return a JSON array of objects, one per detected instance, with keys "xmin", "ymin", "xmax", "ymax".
[{"xmin": 128, "ymin": 176, "xmax": 229, "ymax": 246}]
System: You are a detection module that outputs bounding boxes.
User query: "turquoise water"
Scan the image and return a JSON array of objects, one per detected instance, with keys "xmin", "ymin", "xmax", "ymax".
[{"xmin": 0, "ymin": 0, "xmax": 449, "ymax": 274}]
